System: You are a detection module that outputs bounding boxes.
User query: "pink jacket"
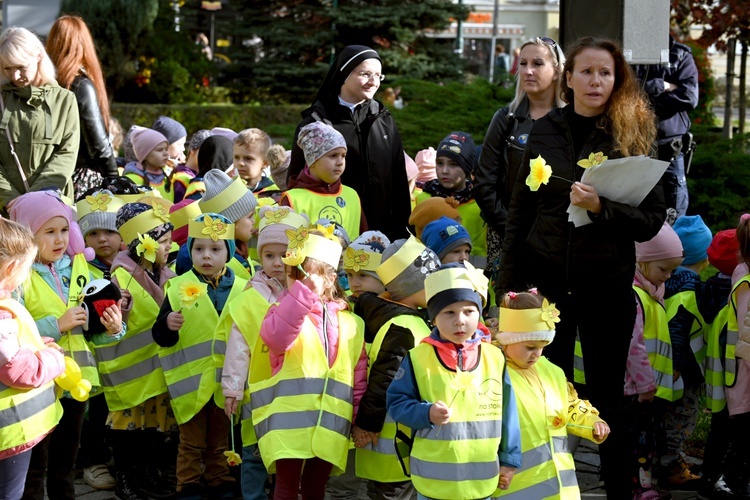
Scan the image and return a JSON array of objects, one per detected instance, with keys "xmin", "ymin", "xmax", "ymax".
[
  {"xmin": 260, "ymin": 280, "xmax": 368, "ymax": 418},
  {"xmin": 222, "ymin": 271, "xmax": 286, "ymax": 399},
  {"xmin": 624, "ymin": 272, "xmax": 659, "ymax": 396}
]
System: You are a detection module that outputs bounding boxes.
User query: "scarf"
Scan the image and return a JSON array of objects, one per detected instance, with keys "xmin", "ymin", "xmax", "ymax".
[
  {"xmin": 421, "ymin": 178, "xmax": 474, "ymax": 204},
  {"xmin": 634, "ymin": 268, "xmax": 664, "ymax": 304}
]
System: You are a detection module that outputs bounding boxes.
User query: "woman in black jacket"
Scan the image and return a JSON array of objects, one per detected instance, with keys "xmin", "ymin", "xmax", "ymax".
[
  {"xmin": 497, "ymin": 37, "xmax": 664, "ymax": 499},
  {"xmin": 288, "ymin": 45, "xmax": 411, "ymax": 241},
  {"xmin": 47, "ymin": 15, "xmax": 118, "ymax": 200}
]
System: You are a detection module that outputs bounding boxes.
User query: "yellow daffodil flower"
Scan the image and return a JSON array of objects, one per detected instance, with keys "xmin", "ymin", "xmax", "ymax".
[
  {"xmin": 224, "ymin": 450, "xmax": 242, "ymax": 466},
  {"xmin": 152, "ymin": 203, "xmax": 170, "ymax": 223},
  {"xmin": 282, "ymin": 249, "xmax": 305, "ymax": 267},
  {"xmin": 85, "ymin": 193, "xmax": 111, "ymax": 212},
  {"xmin": 179, "ymin": 281, "xmax": 207, "ymax": 310},
  {"xmin": 547, "ymin": 410, "xmax": 567, "ymax": 430},
  {"xmin": 286, "ymin": 227, "xmax": 310, "ymax": 250},
  {"xmin": 526, "ymin": 155, "xmax": 553, "ymax": 191},
  {"xmin": 264, "ymin": 207, "xmax": 290, "ymax": 225},
  {"xmin": 450, "ymin": 369, "xmax": 477, "ymax": 393},
  {"xmin": 577, "ymin": 151, "xmax": 608, "ymax": 168},
  {"xmin": 201, "ymin": 214, "xmax": 229, "ymax": 242},
  {"xmin": 540, "ymin": 299, "xmax": 561, "ymax": 329},
  {"xmin": 136, "ymin": 233, "xmax": 159, "ymax": 263},
  {"xmin": 344, "ymin": 248, "xmax": 370, "ymax": 272}
]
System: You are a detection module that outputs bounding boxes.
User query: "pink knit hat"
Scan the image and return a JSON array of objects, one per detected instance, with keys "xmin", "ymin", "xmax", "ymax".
[
  {"xmin": 405, "ymin": 153, "xmax": 418, "ymax": 182},
  {"xmin": 8, "ymin": 191, "xmax": 94, "ymax": 261},
  {"xmin": 415, "ymin": 147, "xmax": 437, "ymax": 183},
  {"xmin": 635, "ymin": 222, "xmax": 684, "ymax": 263},
  {"xmin": 297, "ymin": 121, "xmax": 347, "ymax": 167},
  {"xmin": 256, "ymin": 206, "xmax": 309, "ymax": 255},
  {"xmin": 131, "ymin": 127, "xmax": 168, "ymax": 164}
]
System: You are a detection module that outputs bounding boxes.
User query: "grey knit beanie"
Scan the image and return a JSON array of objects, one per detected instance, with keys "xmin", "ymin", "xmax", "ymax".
[
  {"xmin": 378, "ymin": 237, "xmax": 441, "ymax": 301},
  {"xmin": 199, "ymin": 169, "xmax": 258, "ymax": 223}
]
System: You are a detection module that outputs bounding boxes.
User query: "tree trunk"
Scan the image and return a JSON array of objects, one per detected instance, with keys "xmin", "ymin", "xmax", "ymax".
[
  {"xmin": 740, "ymin": 40, "xmax": 747, "ymax": 135},
  {"xmin": 724, "ymin": 38, "xmax": 736, "ymax": 139}
]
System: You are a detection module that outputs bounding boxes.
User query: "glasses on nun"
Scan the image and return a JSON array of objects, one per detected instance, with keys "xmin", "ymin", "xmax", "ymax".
[{"xmin": 357, "ymin": 71, "xmax": 385, "ymax": 82}]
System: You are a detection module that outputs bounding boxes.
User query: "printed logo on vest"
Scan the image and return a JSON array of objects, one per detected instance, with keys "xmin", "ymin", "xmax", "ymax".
[{"xmin": 336, "ymin": 196, "xmax": 346, "ymax": 208}]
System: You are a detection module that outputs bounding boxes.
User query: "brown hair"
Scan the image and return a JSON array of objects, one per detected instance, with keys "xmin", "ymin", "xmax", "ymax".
[
  {"xmin": 286, "ymin": 230, "xmax": 347, "ymax": 304},
  {"xmin": 560, "ymin": 37, "xmax": 656, "ymax": 156},
  {"xmin": 234, "ymin": 128, "xmax": 272, "ymax": 157},
  {"xmin": 500, "ymin": 290, "xmax": 544, "ymax": 310},
  {"xmin": 738, "ymin": 215, "xmax": 750, "ymax": 270},
  {"xmin": 46, "ymin": 15, "xmax": 110, "ymax": 134},
  {"xmin": 0, "ymin": 218, "xmax": 38, "ymax": 289}
]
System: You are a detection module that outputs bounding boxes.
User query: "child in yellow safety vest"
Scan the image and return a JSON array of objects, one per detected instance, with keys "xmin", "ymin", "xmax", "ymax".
[
  {"xmin": 626, "ymin": 222, "xmax": 685, "ymax": 500},
  {"xmin": 9, "ymin": 191, "xmax": 125, "ymax": 499},
  {"xmin": 494, "ymin": 290, "xmax": 610, "ymax": 500},
  {"xmin": 252, "ymin": 225, "xmax": 368, "ymax": 499},
  {"xmin": 152, "ymin": 212, "xmax": 245, "ymax": 499},
  {"xmin": 220, "ymin": 205, "xmax": 308, "ymax": 500},
  {"xmin": 387, "ymin": 262, "xmax": 521, "ymax": 500},
  {"xmin": 123, "ymin": 127, "xmax": 174, "ymax": 201},
  {"xmin": 0, "ymin": 218, "xmax": 65, "ymax": 499}
]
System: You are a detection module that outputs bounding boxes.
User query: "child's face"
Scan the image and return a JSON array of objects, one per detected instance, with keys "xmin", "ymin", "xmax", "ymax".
[
  {"xmin": 154, "ymin": 231, "xmax": 173, "ymax": 266},
  {"xmin": 441, "ymin": 244, "xmax": 471, "ymax": 264},
  {"xmin": 35, "ymin": 216, "xmax": 69, "ymax": 264},
  {"xmin": 191, "ymin": 239, "xmax": 228, "ymax": 280},
  {"xmin": 345, "ymin": 270, "xmax": 385, "ymax": 298},
  {"xmin": 168, "ymin": 138, "xmax": 187, "ymax": 165},
  {"xmin": 234, "ymin": 143, "xmax": 267, "ymax": 186},
  {"xmin": 503, "ymin": 341, "xmax": 548, "ymax": 369},
  {"xmin": 85, "ymin": 230, "xmax": 123, "ymax": 264},
  {"xmin": 436, "ymin": 156, "xmax": 467, "ymax": 191},
  {"xmin": 434, "ymin": 300, "xmax": 480, "ymax": 344},
  {"xmin": 234, "ymin": 212, "xmax": 256, "ymax": 243},
  {"xmin": 260, "ymin": 243, "xmax": 287, "ymax": 281},
  {"xmin": 309, "ymin": 148, "xmax": 346, "ymax": 185},
  {"xmin": 144, "ymin": 141, "xmax": 169, "ymax": 170},
  {"xmin": 639, "ymin": 257, "xmax": 683, "ymax": 287}
]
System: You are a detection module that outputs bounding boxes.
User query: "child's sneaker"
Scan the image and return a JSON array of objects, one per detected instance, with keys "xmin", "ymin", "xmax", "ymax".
[{"xmin": 83, "ymin": 464, "xmax": 116, "ymax": 490}]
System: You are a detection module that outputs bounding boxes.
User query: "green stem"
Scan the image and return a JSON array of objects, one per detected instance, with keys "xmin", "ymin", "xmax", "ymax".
[
  {"xmin": 565, "ymin": 423, "xmax": 593, "ymax": 430},
  {"xmin": 550, "ymin": 174, "xmax": 573, "ymax": 184}
]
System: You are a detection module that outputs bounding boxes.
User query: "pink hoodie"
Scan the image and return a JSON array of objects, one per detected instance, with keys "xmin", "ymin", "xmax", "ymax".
[
  {"xmin": 260, "ymin": 280, "xmax": 368, "ymax": 418},
  {"xmin": 624, "ymin": 271, "xmax": 659, "ymax": 396}
]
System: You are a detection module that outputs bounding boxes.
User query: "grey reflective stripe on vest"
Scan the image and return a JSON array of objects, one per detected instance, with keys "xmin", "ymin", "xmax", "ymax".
[
  {"xmin": 560, "ymin": 468, "xmax": 578, "ymax": 487},
  {"xmin": 72, "ymin": 348, "xmax": 97, "ymax": 368},
  {"xmin": 690, "ymin": 334, "xmax": 705, "ymax": 355},
  {"xmin": 410, "ymin": 456, "xmax": 499, "ymax": 482},
  {"xmin": 253, "ymin": 409, "xmax": 350, "ymax": 439},
  {"xmin": 213, "ymin": 340, "xmax": 226, "ymax": 356},
  {"xmin": 499, "ymin": 478, "xmax": 559, "ymax": 500},
  {"xmin": 99, "ymin": 355, "xmax": 161, "ymax": 388},
  {"xmin": 167, "ymin": 373, "xmax": 202, "ymax": 399},
  {"xmin": 519, "ymin": 442, "xmax": 552, "ymax": 470},
  {"xmin": 95, "ymin": 329, "xmax": 155, "ymax": 362},
  {"xmin": 160, "ymin": 340, "xmax": 212, "ymax": 372},
  {"xmin": 0, "ymin": 385, "xmax": 57, "ymax": 429},
  {"xmin": 644, "ymin": 338, "xmax": 673, "ymax": 359},
  {"xmin": 415, "ymin": 420, "xmax": 502, "ymax": 441},
  {"xmin": 573, "ymin": 354, "xmax": 585, "ymax": 373},
  {"xmin": 251, "ymin": 377, "xmax": 352, "ymax": 410},
  {"xmin": 241, "ymin": 402, "xmax": 251, "ymax": 421},
  {"xmin": 363, "ymin": 414, "xmax": 397, "ymax": 454},
  {"xmin": 552, "ymin": 436, "xmax": 568, "ymax": 454},
  {"xmin": 726, "ymin": 330, "xmax": 739, "ymax": 378}
]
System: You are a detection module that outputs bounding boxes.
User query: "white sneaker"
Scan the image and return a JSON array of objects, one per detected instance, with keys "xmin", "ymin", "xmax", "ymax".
[{"xmin": 83, "ymin": 464, "xmax": 116, "ymax": 490}]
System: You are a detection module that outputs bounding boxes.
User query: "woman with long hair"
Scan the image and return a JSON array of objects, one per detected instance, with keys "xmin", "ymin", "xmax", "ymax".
[
  {"xmin": 47, "ymin": 15, "xmax": 118, "ymax": 200},
  {"xmin": 497, "ymin": 36, "xmax": 663, "ymax": 499}
]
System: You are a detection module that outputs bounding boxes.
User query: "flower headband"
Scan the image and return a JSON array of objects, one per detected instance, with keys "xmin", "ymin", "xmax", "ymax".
[
  {"xmin": 281, "ymin": 224, "xmax": 342, "ymax": 270},
  {"xmin": 188, "ymin": 214, "xmax": 235, "ymax": 242}
]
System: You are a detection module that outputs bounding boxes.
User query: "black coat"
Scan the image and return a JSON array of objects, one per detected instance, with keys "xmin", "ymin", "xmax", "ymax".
[{"xmin": 70, "ymin": 76, "xmax": 117, "ymax": 178}]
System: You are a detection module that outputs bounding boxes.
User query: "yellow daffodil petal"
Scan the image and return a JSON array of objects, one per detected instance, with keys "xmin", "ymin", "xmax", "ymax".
[
  {"xmin": 450, "ymin": 369, "xmax": 477, "ymax": 392},
  {"xmin": 526, "ymin": 155, "xmax": 552, "ymax": 191},
  {"xmin": 547, "ymin": 409, "xmax": 567, "ymax": 430}
]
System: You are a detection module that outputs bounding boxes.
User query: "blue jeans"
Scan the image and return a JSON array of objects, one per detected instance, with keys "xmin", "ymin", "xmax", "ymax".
[
  {"xmin": 240, "ymin": 444, "xmax": 268, "ymax": 500},
  {"xmin": 0, "ymin": 449, "xmax": 32, "ymax": 500}
]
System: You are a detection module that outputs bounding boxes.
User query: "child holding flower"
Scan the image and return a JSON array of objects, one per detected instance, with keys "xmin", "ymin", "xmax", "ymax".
[
  {"xmin": 152, "ymin": 212, "xmax": 247, "ymax": 499},
  {"xmin": 495, "ymin": 290, "xmax": 609, "ymax": 499},
  {"xmin": 386, "ymin": 262, "xmax": 521, "ymax": 500}
]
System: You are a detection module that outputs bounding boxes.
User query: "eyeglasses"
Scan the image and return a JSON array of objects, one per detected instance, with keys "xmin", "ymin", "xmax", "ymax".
[
  {"xmin": 357, "ymin": 71, "xmax": 385, "ymax": 82},
  {"xmin": 538, "ymin": 36, "xmax": 560, "ymax": 62}
]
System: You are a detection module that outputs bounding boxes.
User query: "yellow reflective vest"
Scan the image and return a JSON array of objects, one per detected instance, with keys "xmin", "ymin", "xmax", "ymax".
[
  {"xmin": 283, "ymin": 186, "xmax": 362, "ymax": 242},
  {"xmin": 664, "ymin": 290, "xmax": 707, "ymax": 372},
  {"xmin": 227, "ymin": 257, "xmax": 255, "ymax": 281},
  {"xmin": 705, "ymin": 304, "xmax": 730, "ymax": 412},
  {"xmin": 249, "ymin": 311, "xmax": 364, "ymax": 475},
  {"xmin": 409, "ymin": 342, "xmax": 506, "ymax": 499},
  {"xmin": 23, "ymin": 254, "xmax": 99, "ymax": 386},
  {"xmin": 95, "ymin": 267, "xmax": 167, "ymax": 410},
  {"xmin": 355, "ymin": 313, "xmax": 431, "ymax": 483},
  {"xmin": 725, "ymin": 274, "xmax": 750, "ymax": 387},
  {"xmin": 634, "ymin": 286, "xmax": 684, "ymax": 402},
  {"xmin": 494, "ymin": 358, "xmax": 579, "ymax": 499},
  {"xmin": 0, "ymin": 299, "xmax": 63, "ymax": 453},
  {"xmin": 161, "ymin": 272, "xmax": 246, "ymax": 425}
]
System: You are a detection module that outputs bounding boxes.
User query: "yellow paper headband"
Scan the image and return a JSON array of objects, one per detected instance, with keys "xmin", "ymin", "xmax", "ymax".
[
  {"xmin": 170, "ymin": 202, "xmax": 203, "ymax": 230},
  {"xmin": 114, "ymin": 191, "xmax": 162, "ymax": 204},
  {"xmin": 188, "ymin": 215, "xmax": 235, "ymax": 242},
  {"xmin": 376, "ymin": 235, "xmax": 425, "ymax": 285},
  {"xmin": 424, "ymin": 261, "xmax": 489, "ymax": 307},
  {"xmin": 343, "ymin": 246, "xmax": 382, "ymax": 272},
  {"xmin": 199, "ymin": 176, "xmax": 248, "ymax": 215},
  {"xmin": 282, "ymin": 225, "xmax": 342, "ymax": 270},
  {"xmin": 498, "ymin": 299, "xmax": 561, "ymax": 332},
  {"xmin": 119, "ymin": 208, "xmax": 171, "ymax": 245},
  {"xmin": 76, "ymin": 191, "xmax": 125, "ymax": 219},
  {"xmin": 258, "ymin": 207, "xmax": 309, "ymax": 233}
]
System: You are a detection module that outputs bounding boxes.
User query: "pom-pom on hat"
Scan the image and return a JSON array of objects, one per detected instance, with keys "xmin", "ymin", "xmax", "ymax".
[
  {"xmin": 131, "ymin": 127, "xmax": 168, "ymax": 164},
  {"xmin": 187, "ymin": 213, "xmax": 236, "ymax": 262},
  {"xmin": 377, "ymin": 236, "xmax": 440, "ymax": 301},
  {"xmin": 635, "ymin": 222, "xmax": 684, "ymax": 263},
  {"xmin": 76, "ymin": 190, "xmax": 125, "ymax": 238},
  {"xmin": 708, "ymin": 229, "xmax": 740, "ymax": 276},
  {"xmin": 169, "ymin": 198, "xmax": 202, "ymax": 247},
  {"xmin": 436, "ymin": 131, "xmax": 476, "ymax": 176},
  {"xmin": 409, "ymin": 196, "xmax": 461, "ymax": 240},
  {"xmin": 297, "ymin": 121, "xmax": 347, "ymax": 167},
  {"xmin": 200, "ymin": 170, "xmax": 258, "ymax": 224},
  {"xmin": 425, "ymin": 261, "xmax": 488, "ymax": 321},
  {"xmin": 282, "ymin": 224, "xmax": 343, "ymax": 271},
  {"xmin": 256, "ymin": 206, "xmax": 309, "ymax": 255},
  {"xmin": 672, "ymin": 215, "xmax": 712, "ymax": 266},
  {"xmin": 344, "ymin": 230, "xmax": 391, "ymax": 279},
  {"xmin": 152, "ymin": 116, "xmax": 187, "ymax": 146},
  {"xmin": 496, "ymin": 295, "xmax": 560, "ymax": 345},
  {"xmin": 421, "ymin": 216, "xmax": 472, "ymax": 261},
  {"xmin": 415, "ymin": 147, "xmax": 437, "ymax": 183}
]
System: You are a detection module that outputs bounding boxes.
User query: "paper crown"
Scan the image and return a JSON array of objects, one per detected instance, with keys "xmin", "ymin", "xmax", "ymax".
[
  {"xmin": 343, "ymin": 246, "xmax": 382, "ymax": 272},
  {"xmin": 258, "ymin": 206, "xmax": 309, "ymax": 233},
  {"xmin": 188, "ymin": 214, "xmax": 235, "ymax": 242},
  {"xmin": 376, "ymin": 235, "xmax": 425, "ymax": 285},
  {"xmin": 76, "ymin": 191, "xmax": 125, "ymax": 219},
  {"xmin": 115, "ymin": 190, "xmax": 162, "ymax": 204},
  {"xmin": 199, "ymin": 176, "xmax": 247, "ymax": 215},
  {"xmin": 498, "ymin": 298, "xmax": 561, "ymax": 333},
  {"xmin": 424, "ymin": 261, "xmax": 489, "ymax": 307},
  {"xmin": 119, "ymin": 206, "xmax": 171, "ymax": 245},
  {"xmin": 281, "ymin": 224, "xmax": 342, "ymax": 270},
  {"xmin": 170, "ymin": 201, "xmax": 203, "ymax": 230}
]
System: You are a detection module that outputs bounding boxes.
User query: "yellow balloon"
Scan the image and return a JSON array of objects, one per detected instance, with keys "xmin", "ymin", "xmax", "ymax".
[
  {"xmin": 78, "ymin": 379, "xmax": 92, "ymax": 392},
  {"xmin": 70, "ymin": 385, "xmax": 89, "ymax": 402}
]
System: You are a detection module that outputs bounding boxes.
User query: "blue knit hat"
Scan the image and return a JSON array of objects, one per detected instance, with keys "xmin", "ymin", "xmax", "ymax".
[
  {"xmin": 421, "ymin": 216, "xmax": 472, "ymax": 261},
  {"xmin": 187, "ymin": 213, "xmax": 236, "ymax": 263},
  {"xmin": 673, "ymin": 215, "xmax": 712, "ymax": 266}
]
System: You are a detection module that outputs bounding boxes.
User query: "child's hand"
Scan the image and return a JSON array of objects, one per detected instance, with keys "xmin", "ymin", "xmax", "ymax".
[
  {"xmin": 167, "ymin": 312, "xmax": 184, "ymax": 331},
  {"xmin": 638, "ymin": 389, "xmax": 655, "ymax": 403},
  {"xmin": 100, "ymin": 300, "xmax": 123, "ymax": 335},
  {"xmin": 593, "ymin": 421, "xmax": 610, "ymax": 441},
  {"xmin": 224, "ymin": 397, "xmax": 238, "ymax": 419},
  {"xmin": 120, "ymin": 289, "xmax": 132, "ymax": 310},
  {"xmin": 352, "ymin": 426, "xmax": 372, "ymax": 448},
  {"xmin": 429, "ymin": 400, "xmax": 452, "ymax": 426},
  {"xmin": 58, "ymin": 306, "xmax": 87, "ymax": 333},
  {"xmin": 498, "ymin": 466, "xmax": 515, "ymax": 489},
  {"xmin": 43, "ymin": 338, "xmax": 64, "ymax": 354}
]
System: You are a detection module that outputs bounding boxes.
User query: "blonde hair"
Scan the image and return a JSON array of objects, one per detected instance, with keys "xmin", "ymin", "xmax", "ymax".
[
  {"xmin": 561, "ymin": 37, "xmax": 656, "ymax": 156},
  {"xmin": 234, "ymin": 128, "xmax": 272, "ymax": 157},
  {"xmin": 0, "ymin": 27, "xmax": 57, "ymax": 86},
  {"xmin": 266, "ymin": 144, "xmax": 289, "ymax": 191},
  {"xmin": 0, "ymin": 218, "xmax": 38, "ymax": 291},
  {"xmin": 508, "ymin": 37, "xmax": 566, "ymax": 113}
]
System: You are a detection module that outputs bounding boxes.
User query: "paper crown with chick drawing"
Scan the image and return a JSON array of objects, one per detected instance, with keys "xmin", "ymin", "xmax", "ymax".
[{"xmin": 282, "ymin": 224, "xmax": 342, "ymax": 270}]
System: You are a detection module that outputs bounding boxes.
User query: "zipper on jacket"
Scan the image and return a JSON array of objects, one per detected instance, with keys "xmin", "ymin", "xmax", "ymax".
[
  {"xmin": 322, "ymin": 299, "xmax": 330, "ymax": 363},
  {"xmin": 48, "ymin": 263, "xmax": 66, "ymax": 302},
  {"xmin": 456, "ymin": 344, "xmax": 464, "ymax": 371}
]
